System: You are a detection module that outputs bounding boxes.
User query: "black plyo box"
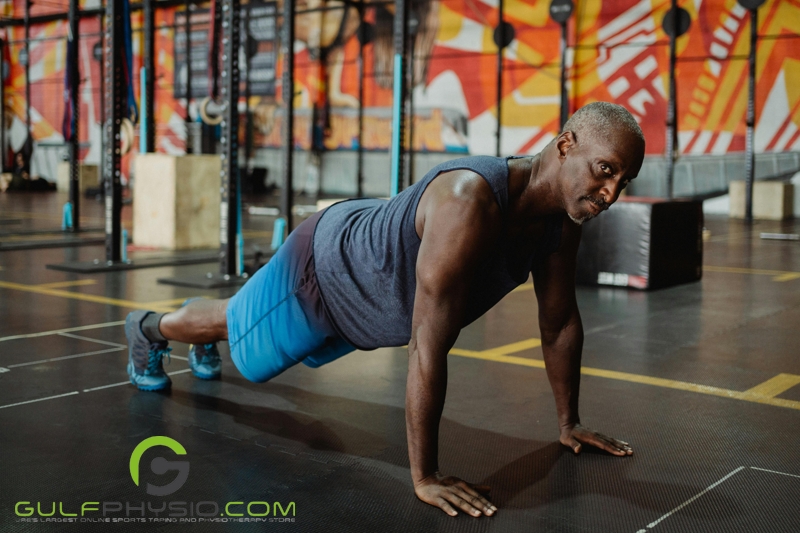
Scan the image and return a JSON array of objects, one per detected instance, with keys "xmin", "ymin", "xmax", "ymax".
[{"xmin": 576, "ymin": 197, "xmax": 703, "ymax": 290}]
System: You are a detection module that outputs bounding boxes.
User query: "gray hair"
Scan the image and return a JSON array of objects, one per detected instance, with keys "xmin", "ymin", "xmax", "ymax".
[{"xmin": 563, "ymin": 102, "xmax": 645, "ymax": 145}]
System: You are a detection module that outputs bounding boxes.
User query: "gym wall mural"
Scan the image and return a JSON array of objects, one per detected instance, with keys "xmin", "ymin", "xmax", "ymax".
[{"xmin": 1, "ymin": 0, "xmax": 798, "ymax": 174}]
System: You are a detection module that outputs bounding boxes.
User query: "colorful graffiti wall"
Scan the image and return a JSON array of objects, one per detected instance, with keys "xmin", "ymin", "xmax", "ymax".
[{"xmin": 1, "ymin": 0, "xmax": 798, "ymax": 171}]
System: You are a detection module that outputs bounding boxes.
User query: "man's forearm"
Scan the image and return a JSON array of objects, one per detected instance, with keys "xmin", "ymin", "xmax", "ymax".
[
  {"xmin": 405, "ymin": 338, "xmax": 448, "ymax": 484},
  {"xmin": 540, "ymin": 313, "xmax": 584, "ymax": 430}
]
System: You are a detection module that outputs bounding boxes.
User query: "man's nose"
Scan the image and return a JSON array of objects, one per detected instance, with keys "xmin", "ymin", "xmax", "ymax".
[{"xmin": 601, "ymin": 178, "xmax": 625, "ymax": 204}]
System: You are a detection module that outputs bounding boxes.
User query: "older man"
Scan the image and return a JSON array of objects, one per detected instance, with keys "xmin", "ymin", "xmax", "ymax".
[{"xmin": 126, "ymin": 101, "xmax": 645, "ymax": 518}]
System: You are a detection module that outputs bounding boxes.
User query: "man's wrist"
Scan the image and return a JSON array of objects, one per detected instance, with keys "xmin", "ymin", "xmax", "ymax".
[
  {"xmin": 558, "ymin": 416, "xmax": 580, "ymax": 433},
  {"xmin": 413, "ymin": 470, "xmax": 442, "ymax": 488}
]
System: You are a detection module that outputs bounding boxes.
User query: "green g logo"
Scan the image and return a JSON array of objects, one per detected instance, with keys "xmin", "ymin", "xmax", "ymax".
[{"xmin": 130, "ymin": 436, "xmax": 189, "ymax": 496}]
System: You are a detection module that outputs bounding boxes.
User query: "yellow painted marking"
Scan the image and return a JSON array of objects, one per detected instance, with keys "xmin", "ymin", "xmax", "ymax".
[
  {"xmin": 773, "ymin": 273, "xmax": 800, "ymax": 282},
  {"xmin": 0, "ymin": 280, "xmax": 177, "ymax": 313},
  {"xmin": 704, "ymin": 265, "xmax": 800, "ymax": 282},
  {"xmin": 0, "ymin": 210, "xmax": 103, "ymax": 223},
  {"xmin": 449, "ymin": 338, "xmax": 800, "ymax": 411},
  {"xmin": 481, "ymin": 338, "xmax": 541, "ymax": 357},
  {"xmin": 745, "ymin": 374, "xmax": 800, "ymax": 398},
  {"xmin": 35, "ymin": 279, "xmax": 97, "ymax": 289},
  {"xmin": 143, "ymin": 297, "xmax": 204, "ymax": 307},
  {"xmin": 511, "ymin": 283, "xmax": 534, "ymax": 293},
  {"xmin": 242, "ymin": 230, "xmax": 273, "ymax": 238}
]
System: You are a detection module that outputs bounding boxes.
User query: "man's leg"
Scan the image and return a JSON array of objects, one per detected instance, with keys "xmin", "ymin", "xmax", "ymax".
[
  {"xmin": 158, "ymin": 298, "xmax": 229, "ymax": 344},
  {"xmin": 126, "ymin": 299, "xmax": 229, "ymax": 390}
]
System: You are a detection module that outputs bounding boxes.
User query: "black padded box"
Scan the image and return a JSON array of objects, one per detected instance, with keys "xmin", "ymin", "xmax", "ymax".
[{"xmin": 576, "ymin": 197, "xmax": 703, "ymax": 290}]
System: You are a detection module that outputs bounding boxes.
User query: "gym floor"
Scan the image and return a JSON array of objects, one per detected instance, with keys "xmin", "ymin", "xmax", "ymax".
[{"xmin": 1, "ymin": 192, "xmax": 799, "ymax": 532}]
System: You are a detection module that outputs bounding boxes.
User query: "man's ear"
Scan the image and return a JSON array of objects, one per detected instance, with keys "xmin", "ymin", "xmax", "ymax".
[{"xmin": 555, "ymin": 131, "xmax": 576, "ymax": 161}]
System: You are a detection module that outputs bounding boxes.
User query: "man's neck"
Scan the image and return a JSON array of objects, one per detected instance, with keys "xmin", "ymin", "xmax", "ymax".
[{"xmin": 508, "ymin": 147, "xmax": 564, "ymax": 222}]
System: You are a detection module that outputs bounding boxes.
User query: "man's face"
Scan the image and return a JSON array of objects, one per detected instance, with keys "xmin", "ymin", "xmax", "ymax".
[{"xmin": 557, "ymin": 128, "xmax": 645, "ymax": 225}]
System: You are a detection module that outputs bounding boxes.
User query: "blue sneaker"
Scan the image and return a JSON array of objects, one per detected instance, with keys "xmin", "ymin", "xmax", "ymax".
[
  {"xmin": 125, "ymin": 310, "xmax": 172, "ymax": 391},
  {"xmin": 188, "ymin": 343, "xmax": 222, "ymax": 380},
  {"xmin": 182, "ymin": 298, "xmax": 222, "ymax": 380}
]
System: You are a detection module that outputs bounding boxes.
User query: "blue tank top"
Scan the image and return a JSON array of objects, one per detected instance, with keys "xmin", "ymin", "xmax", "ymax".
[{"xmin": 313, "ymin": 156, "xmax": 563, "ymax": 350}]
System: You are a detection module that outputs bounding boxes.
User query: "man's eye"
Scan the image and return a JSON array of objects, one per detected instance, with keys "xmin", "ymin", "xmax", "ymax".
[{"xmin": 600, "ymin": 164, "xmax": 612, "ymax": 175}]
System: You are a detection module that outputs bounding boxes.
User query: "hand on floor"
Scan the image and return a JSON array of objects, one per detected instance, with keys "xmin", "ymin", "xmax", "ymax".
[
  {"xmin": 414, "ymin": 472, "xmax": 496, "ymax": 518},
  {"xmin": 560, "ymin": 423, "xmax": 633, "ymax": 456}
]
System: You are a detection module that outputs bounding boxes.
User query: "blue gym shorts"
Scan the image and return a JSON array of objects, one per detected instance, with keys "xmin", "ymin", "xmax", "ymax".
[{"xmin": 226, "ymin": 210, "xmax": 355, "ymax": 383}]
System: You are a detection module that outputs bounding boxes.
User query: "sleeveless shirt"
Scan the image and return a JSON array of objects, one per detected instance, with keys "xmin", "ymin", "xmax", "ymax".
[{"xmin": 313, "ymin": 156, "xmax": 563, "ymax": 350}]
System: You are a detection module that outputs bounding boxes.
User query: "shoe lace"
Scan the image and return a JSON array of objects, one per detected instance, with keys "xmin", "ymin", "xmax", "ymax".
[
  {"xmin": 196, "ymin": 343, "xmax": 219, "ymax": 364},
  {"xmin": 147, "ymin": 343, "xmax": 172, "ymax": 371}
]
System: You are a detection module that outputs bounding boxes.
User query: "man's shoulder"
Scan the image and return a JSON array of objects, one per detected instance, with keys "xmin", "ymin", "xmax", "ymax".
[{"xmin": 423, "ymin": 170, "xmax": 499, "ymax": 221}]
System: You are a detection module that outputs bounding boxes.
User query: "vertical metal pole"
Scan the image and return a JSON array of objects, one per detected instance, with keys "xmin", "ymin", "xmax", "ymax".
[
  {"xmin": 243, "ymin": 6, "xmax": 253, "ymax": 168},
  {"xmin": 390, "ymin": 0, "xmax": 408, "ymax": 196},
  {"xmin": 495, "ymin": 0, "xmax": 503, "ymax": 157},
  {"xmin": 281, "ymin": 0, "xmax": 295, "ymax": 230},
  {"xmin": 184, "ymin": 0, "xmax": 193, "ymax": 152},
  {"xmin": 356, "ymin": 1, "xmax": 365, "ymax": 198},
  {"xmin": 143, "ymin": 0, "xmax": 155, "ymax": 152},
  {"xmin": 0, "ymin": 40, "xmax": 5, "ymax": 172},
  {"xmin": 219, "ymin": 0, "xmax": 241, "ymax": 277},
  {"xmin": 68, "ymin": 0, "xmax": 81, "ymax": 231},
  {"xmin": 99, "ymin": 14, "xmax": 105, "ymax": 179},
  {"xmin": 744, "ymin": 8, "xmax": 757, "ymax": 223},
  {"xmin": 104, "ymin": 0, "xmax": 124, "ymax": 262},
  {"xmin": 24, "ymin": 0, "xmax": 31, "ymax": 135},
  {"xmin": 665, "ymin": 0, "xmax": 678, "ymax": 199},
  {"xmin": 407, "ymin": 21, "xmax": 415, "ymax": 188},
  {"xmin": 559, "ymin": 21, "xmax": 568, "ymax": 130}
]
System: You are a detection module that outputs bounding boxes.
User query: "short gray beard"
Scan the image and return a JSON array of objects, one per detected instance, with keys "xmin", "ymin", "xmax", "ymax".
[{"xmin": 568, "ymin": 212, "xmax": 594, "ymax": 225}]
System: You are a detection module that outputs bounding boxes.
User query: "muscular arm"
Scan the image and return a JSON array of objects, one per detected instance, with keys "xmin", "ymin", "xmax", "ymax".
[
  {"xmin": 533, "ymin": 217, "xmax": 632, "ymax": 456},
  {"xmin": 532, "ymin": 217, "xmax": 584, "ymax": 432},
  {"xmin": 407, "ymin": 173, "xmax": 499, "ymax": 517}
]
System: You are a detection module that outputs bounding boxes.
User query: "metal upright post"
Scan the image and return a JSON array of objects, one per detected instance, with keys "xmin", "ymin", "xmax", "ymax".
[
  {"xmin": 243, "ymin": 7, "xmax": 253, "ymax": 169},
  {"xmin": 67, "ymin": 0, "xmax": 81, "ymax": 231},
  {"xmin": 744, "ymin": 8, "xmax": 758, "ymax": 223},
  {"xmin": 184, "ymin": 0, "xmax": 193, "ymax": 152},
  {"xmin": 665, "ymin": 0, "xmax": 678, "ymax": 199},
  {"xmin": 356, "ymin": 1, "xmax": 365, "ymax": 198},
  {"xmin": 549, "ymin": 0, "xmax": 573, "ymax": 130},
  {"xmin": 390, "ymin": 0, "xmax": 408, "ymax": 196},
  {"xmin": 142, "ymin": 0, "xmax": 155, "ymax": 152},
  {"xmin": 406, "ymin": 11, "xmax": 418, "ymax": 189},
  {"xmin": 495, "ymin": 0, "xmax": 504, "ymax": 157},
  {"xmin": 0, "ymin": 39, "xmax": 5, "ymax": 172},
  {"xmin": 104, "ymin": 0, "xmax": 124, "ymax": 263},
  {"xmin": 559, "ymin": 21, "xmax": 568, "ymax": 130},
  {"xmin": 99, "ymin": 14, "xmax": 105, "ymax": 172},
  {"xmin": 281, "ymin": 0, "xmax": 295, "ymax": 230},
  {"xmin": 219, "ymin": 0, "xmax": 241, "ymax": 277},
  {"xmin": 660, "ymin": 3, "xmax": 691, "ymax": 199},
  {"xmin": 24, "ymin": 0, "xmax": 31, "ymax": 135}
]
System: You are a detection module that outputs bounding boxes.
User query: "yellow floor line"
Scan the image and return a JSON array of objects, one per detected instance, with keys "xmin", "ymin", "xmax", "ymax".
[
  {"xmin": 704, "ymin": 265, "xmax": 800, "ymax": 282},
  {"xmin": 0, "ymin": 280, "xmax": 177, "ymax": 313},
  {"xmin": 35, "ymin": 279, "xmax": 98, "ymax": 289},
  {"xmin": 511, "ymin": 284, "xmax": 534, "ymax": 293},
  {"xmin": 144, "ymin": 297, "xmax": 205, "ymax": 307},
  {"xmin": 0, "ymin": 210, "xmax": 104, "ymax": 223},
  {"xmin": 745, "ymin": 373, "xmax": 800, "ymax": 398},
  {"xmin": 482, "ymin": 338, "xmax": 542, "ymax": 357},
  {"xmin": 449, "ymin": 338, "xmax": 800, "ymax": 411},
  {"xmin": 241, "ymin": 230, "xmax": 273, "ymax": 238}
]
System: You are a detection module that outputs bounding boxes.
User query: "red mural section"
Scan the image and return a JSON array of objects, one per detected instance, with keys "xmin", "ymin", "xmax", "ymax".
[{"xmin": 0, "ymin": 0, "xmax": 798, "ymax": 180}]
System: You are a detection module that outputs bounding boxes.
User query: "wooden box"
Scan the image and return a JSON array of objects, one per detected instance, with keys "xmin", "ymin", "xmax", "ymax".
[
  {"xmin": 133, "ymin": 153, "xmax": 221, "ymax": 250},
  {"xmin": 56, "ymin": 163, "xmax": 99, "ymax": 192},
  {"xmin": 730, "ymin": 181, "xmax": 794, "ymax": 220}
]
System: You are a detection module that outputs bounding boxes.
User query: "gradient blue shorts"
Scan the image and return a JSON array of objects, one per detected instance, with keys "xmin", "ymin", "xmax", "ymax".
[{"xmin": 226, "ymin": 213, "xmax": 354, "ymax": 383}]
